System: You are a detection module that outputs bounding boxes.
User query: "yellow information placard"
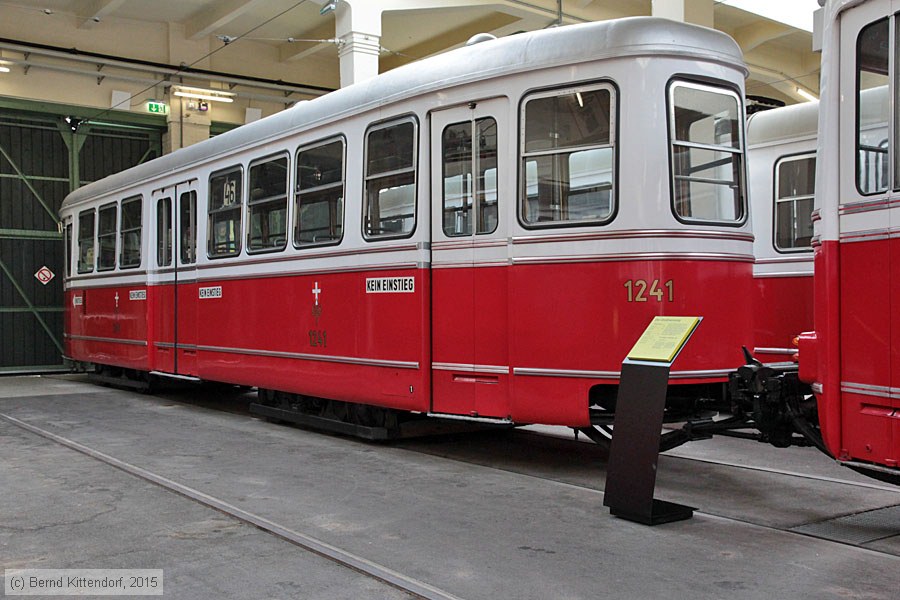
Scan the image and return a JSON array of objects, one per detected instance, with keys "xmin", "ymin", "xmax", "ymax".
[{"xmin": 626, "ymin": 316, "xmax": 701, "ymax": 364}]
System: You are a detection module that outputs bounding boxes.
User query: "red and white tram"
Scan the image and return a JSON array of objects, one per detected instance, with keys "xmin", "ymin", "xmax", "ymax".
[
  {"xmin": 61, "ymin": 17, "xmax": 754, "ymax": 434},
  {"xmin": 799, "ymin": 0, "xmax": 899, "ymax": 476},
  {"xmin": 734, "ymin": 0, "xmax": 899, "ymax": 483},
  {"xmin": 746, "ymin": 101, "xmax": 816, "ymax": 362}
]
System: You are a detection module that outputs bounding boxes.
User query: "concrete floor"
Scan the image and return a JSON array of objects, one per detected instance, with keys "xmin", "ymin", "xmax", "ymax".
[{"xmin": 1, "ymin": 375, "xmax": 899, "ymax": 600}]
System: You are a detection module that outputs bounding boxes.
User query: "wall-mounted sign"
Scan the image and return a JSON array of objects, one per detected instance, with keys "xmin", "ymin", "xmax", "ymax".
[{"xmin": 146, "ymin": 101, "xmax": 168, "ymax": 115}]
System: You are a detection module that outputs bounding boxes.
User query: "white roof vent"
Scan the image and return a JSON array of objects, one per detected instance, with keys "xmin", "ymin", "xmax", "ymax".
[{"xmin": 466, "ymin": 33, "xmax": 497, "ymax": 46}]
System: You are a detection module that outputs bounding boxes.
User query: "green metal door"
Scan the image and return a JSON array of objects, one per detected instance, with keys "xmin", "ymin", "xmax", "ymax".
[{"xmin": 0, "ymin": 105, "xmax": 161, "ymax": 373}]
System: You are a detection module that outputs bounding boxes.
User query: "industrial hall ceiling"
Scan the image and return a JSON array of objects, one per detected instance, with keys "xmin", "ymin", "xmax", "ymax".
[{"xmin": 0, "ymin": 0, "xmax": 819, "ymax": 121}]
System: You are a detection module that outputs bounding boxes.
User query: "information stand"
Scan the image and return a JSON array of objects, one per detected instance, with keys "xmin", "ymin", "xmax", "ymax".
[{"xmin": 603, "ymin": 316, "xmax": 701, "ymax": 525}]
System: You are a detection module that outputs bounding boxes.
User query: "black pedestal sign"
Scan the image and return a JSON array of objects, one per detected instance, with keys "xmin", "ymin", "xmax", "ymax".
[{"xmin": 603, "ymin": 316, "xmax": 701, "ymax": 525}]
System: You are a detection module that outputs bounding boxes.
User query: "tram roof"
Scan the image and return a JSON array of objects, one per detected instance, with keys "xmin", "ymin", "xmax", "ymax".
[
  {"xmin": 747, "ymin": 100, "xmax": 819, "ymax": 147},
  {"xmin": 61, "ymin": 16, "xmax": 745, "ymax": 211}
]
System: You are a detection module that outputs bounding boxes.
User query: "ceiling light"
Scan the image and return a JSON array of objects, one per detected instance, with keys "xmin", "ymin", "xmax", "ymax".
[
  {"xmin": 172, "ymin": 86, "xmax": 235, "ymax": 103},
  {"xmin": 0, "ymin": 66, "xmax": 9, "ymax": 73},
  {"xmin": 796, "ymin": 87, "xmax": 818, "ymax": 102}
]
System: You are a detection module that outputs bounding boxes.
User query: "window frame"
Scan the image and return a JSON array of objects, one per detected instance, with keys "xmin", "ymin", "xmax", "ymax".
[
  {"xmin": 96, "ymin": 201, "xmax": 118, "ymax": 272},
  {"xmin": 441, "ymin": 117, "xmax": 500, "ymax": 237},
  {"xmin": 77, "ymin": 209, "xmax": 96, "ymax": 274},
  {"xmin": 246, "ymin": 152, "xmax": 290, "ymax": 255},
  {"xmin": 517, "ymin": 80, "xmax": 618, "ymax": 230},
  {"xmin": 180, "ymin": 190, "xmax": 197, "ymax": 265},
  {"xmin": 119, "ymin": 195, "xmax": 142, "ymax": 269},
  {"xmin": 157, "ymin": 197, "xmax": 173, "ymax": 268},
  {"xmin": 362, "ymin": 115, "xmax": 419, "ymax": 241},
  {"xmin": 294, "ymin": 135, "xmax": 346, "ymax": 249},
  {"xmin": 855, "ymin": 16, "xmax": 891, "ymax": 196},
  {"xmin": 64, "ymin": 220, "xmax": 73, "ymax": 278},
  {"xmin": 666, "ymin": 77, "xmax": 748, "ymax": 227},
  {"xmin": 207, "ymin": 165, "xmax": 244, "ymax": 259},
  {"xmin": 772, "ymin": 152, "xmax": 816, "ymax": 254}
]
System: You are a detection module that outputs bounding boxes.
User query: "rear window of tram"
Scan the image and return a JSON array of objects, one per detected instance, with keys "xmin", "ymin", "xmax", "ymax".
[
  {"xmin": 520, "ymin": 86, "xmax": 615, "ymax": 226},
  {"xmin": 669, "ymin": 82, "xmax": 745, "ymax": 224}
]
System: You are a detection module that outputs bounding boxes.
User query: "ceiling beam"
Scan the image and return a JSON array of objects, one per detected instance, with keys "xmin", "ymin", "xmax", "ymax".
[
  {"xmin": 380, "ymin": 11, "xmax": 521, "ymax": 71},
  {"xmin": 79, "ymin": 0, "xmax": 127, "ymax": 30},
  {"xmin": 731, "ymin": 21, "xmax": 793, "ymax": 53},
  {"xmin": 184, "ymin": 0, "xmax": 269, "ymax": 41}
]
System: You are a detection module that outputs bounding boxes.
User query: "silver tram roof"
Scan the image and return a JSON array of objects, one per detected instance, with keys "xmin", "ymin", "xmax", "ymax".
[{"xmin": 61, "ymin": 16, "xmax": 746, "ymax": 211}]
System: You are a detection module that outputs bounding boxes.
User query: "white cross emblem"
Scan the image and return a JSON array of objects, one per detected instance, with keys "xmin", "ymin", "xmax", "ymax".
[
  {"xmin": 114, "ymin": 292, "xmax": 119, "ymax": 308},
  {"xmin": 312, "ymin": 282, "xmax": 321, "ymax": 306}
]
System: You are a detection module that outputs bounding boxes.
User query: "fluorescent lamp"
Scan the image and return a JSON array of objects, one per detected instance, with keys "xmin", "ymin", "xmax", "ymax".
[
  {"xmin": 0, "ymin": 66, "xmax": 9, "ymax": 73},
  {"xmin": 172, "ymin": 86, "xmax": 235, "ymax": 103},
  {"xmin": 796, "ymin": 87, "xmax": 818, "ymax": 102}
]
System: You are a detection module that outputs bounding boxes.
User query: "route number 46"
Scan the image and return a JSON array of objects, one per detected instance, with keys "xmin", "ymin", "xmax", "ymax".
[{"xmin": 624, "ymin": 279, "xmax": 674, "ymax": 303}]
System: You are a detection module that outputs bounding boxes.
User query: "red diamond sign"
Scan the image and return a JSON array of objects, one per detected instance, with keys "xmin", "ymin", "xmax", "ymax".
[{"xmin": 34, "ymin": 266, "xmax": 55, "ymax": 285}]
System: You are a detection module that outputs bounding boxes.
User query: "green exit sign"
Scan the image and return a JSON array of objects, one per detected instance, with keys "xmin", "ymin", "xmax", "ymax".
[{"xmin": 146, "ymin": 101, "xmax": 168, "ymax": 114}]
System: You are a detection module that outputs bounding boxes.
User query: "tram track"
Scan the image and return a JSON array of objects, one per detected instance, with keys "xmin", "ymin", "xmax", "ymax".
[{"xmin": 0, "ymin": 412, "xmax": 463, "ymax": 600}]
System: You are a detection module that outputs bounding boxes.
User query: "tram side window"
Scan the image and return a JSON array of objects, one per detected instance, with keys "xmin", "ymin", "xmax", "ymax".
[
  {"xmin": 248, "ymin": 155, "xmax": 288, "ymax": 252},
  {"xmin": 97, "ymin": 203, "xmax": 117, "ymax": 271},
  {"xmin": 120, "ymin": 196, "xmax": 142, "ymax": 268},
  {"xmin": 157, "ymin": 197, "xmax": 172, "ymax": 267},
  {"xmin": 442, "ymin": 118, "xmax": 498, "ymax": 236},
  {"xmin": 77, "ymin": 210, "xmax": 95, "ymax": 274},
  {"xmin": 208, "ymin": 168, "xmax": 242, "ymax": 257},
  {"xmin": 295, "ymin": 138, "xmax": 344, "ymax": 246},
  {"xmin": 180, "ymin": 191, "xmax": 196, "ymax": 264},
  {"xmin": 856, "ymin": 18, "xmax": 889, "ymax": 194},
  {"xmin": 669, "ymin": 81, "xmax": 745, "ymax": 223},
  {"xmin": 774, "ymin": 155, "xmax": 815, "ymax": 251},
  {"xmin": 364, "ymin": 119, "xmax": 417, "ymax": 239},
  {"xmin": 64, "ymin": 222, "xmax": 72, "ymax": 277},
  {"xmin": 520, "ymin": 85, "xmax": 614, "ymax": 226}
]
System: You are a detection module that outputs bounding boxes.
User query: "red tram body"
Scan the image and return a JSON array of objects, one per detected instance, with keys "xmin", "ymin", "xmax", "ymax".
[
  {"xmin": 799, "ymin": 0, "xmax": 899, "ymax": 473},
  {"xmin": 61, "ymin": 17, "xmax": 756, "ymax": 429},
  {"xmin": 746, "ymin": 101, "xmax": 816, "ymax": 363}
]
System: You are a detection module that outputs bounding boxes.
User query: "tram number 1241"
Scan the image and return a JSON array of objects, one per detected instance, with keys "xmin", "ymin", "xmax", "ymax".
[
  {"xmin": 623, "ymin": 279, "xmax": 674, "ymax": 303},
  {"xmin": 309, "ymin": 330, "xmax": 327, "ymax": 347}
]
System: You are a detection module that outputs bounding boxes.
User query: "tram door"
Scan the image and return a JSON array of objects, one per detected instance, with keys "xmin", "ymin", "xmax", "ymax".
[
  {"xmin": 151, "ymin": 181, "xmax": 198, "ymax": 376},
  {"xmin": 174, "ymin": 183, "xmax": 199, "ymax": 376},
  {"xmin": 430, "ymin": 98, "xmax": 510, "ymax": 418}
]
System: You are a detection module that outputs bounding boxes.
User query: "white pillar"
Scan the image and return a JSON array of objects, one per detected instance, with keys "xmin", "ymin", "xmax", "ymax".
[
  {"xmin": 334, "ymin": 1, "xmax": 383, "ymax": 87},
  {"xmin": 651, "ymin": 0, "xmax": 713, "ymax": 27}
]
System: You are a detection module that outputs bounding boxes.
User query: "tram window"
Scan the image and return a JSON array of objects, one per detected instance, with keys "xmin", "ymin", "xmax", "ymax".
[
  {"xmin": 669, "ymin": 81, "xmax": 745, "ymax": 223},
  {"xmin": 64, "ymin": 222, "xmax": 72, "ymax": 278},
  {"xmin": 77, "ymin": 210, "xmax": 95, "ymax": 274},
  {"xmin": 180, "ymin": 191, "xmax": 196, "ymax": 264},
  {"xmin": 364, "ymin": 119, "xmax": 417, "ymax": 239},
  {"xmin": 157, "ymin": 197, "xmax": 172, "ymax": 267},
  {"xmin": 97, "ymin": 203, "xmax": 117, "ymax": 271},
  {"xmin": 120, "ymin": 196, "xmax": 142, "ymax": 268},
  {"xmin": 248, "ymin": 154, "xmax": 288, "ymax": 252},
  {"xmin": 774, "ymin": 155, "xmax": 815, "ymax": 251},
  {"xmin": 295, "ymin": 138, "xmax": 344, "ymax": 247},
  {"xmin": 208, "ymin": 168, "xmax": 242, "ymax": 257},
  {"xmin": 520, "ymin": 85, "xmax": 614, "ymax": 226},
  {"xmin": 856, "ymin": 18, "xmax": 889, "ymax": 194},
  {"xmin": 442, "ymin": 118, "xmax": 498, "ymax": 236}
]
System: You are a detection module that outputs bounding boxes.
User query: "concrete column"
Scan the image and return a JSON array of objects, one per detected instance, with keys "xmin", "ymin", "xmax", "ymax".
[
  {"xmin": 163, "ymin": 96, "xmax": 211, "ymax": 153},
  {"xmin": 651, "ymin": 0, "xmax": 713, "ymax": 28},
  {"xmin": 334, "ymin": 0, "xmax": 383, "ymax": 87}
]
